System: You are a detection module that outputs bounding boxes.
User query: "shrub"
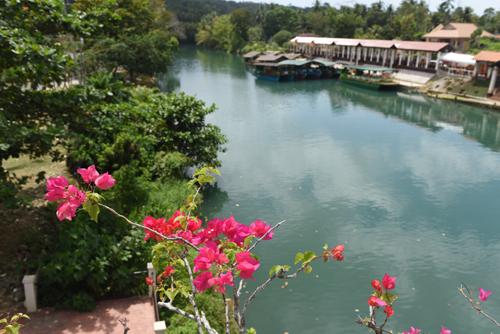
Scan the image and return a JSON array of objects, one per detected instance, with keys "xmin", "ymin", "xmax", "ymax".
[
  {"xmin": 152, "ymin": 151, "xmax": 192, "ymax": 181},
  {"xmin": 272, "ymin": 30, "xmax": 293, "ymax": 47}
]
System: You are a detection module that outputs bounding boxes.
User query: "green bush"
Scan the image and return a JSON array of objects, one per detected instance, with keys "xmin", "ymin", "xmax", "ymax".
[
  {"xmin": 37, "ymin": 177, "xmax": 198, "ymax": 312},
  {"xmin": 153, "ymin": 151, "xmax": 192, "ymax": 181},
  {"xmin": 66, "ymin": 92, "xmax": 228, "ymax": 175},
  {"xmin": 272, "ymin": 30, "xmax": 293, "ymax": 47},
  {"xmin": 37, "ymin": 207, "xmax": 152, "ymax": 312}
]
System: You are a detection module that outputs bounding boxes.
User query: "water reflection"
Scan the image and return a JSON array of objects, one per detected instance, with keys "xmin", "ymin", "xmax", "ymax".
[
  {"xmin": 158, "ymin": 45, "xmax": 500, "ymax": 334},
  {"xmin": 200, "ymin": 183, "xmax": 229, "ymax": 219},
  {"xmin": 336, "ymin": 85, "xmax": 500, "ymax": 152}
]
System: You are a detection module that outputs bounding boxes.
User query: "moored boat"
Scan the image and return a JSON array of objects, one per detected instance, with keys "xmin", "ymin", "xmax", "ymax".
[
  {"xmin": 339, "ymin": 65, "xmax": 399, "ymax": 90},
  {"xmin": 253, "ymin": 63, "xmax": 297, "ymax": 81}
]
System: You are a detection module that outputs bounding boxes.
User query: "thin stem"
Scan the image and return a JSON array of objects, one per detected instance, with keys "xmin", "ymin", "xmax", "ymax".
[
  {"xmin": 458, "ymin": 285, "xmax": 500, "ymax": 327},
  {"xmin": 185, "ymin": 181, "xmax": 204, "ymax": 232},
  {"xmin": 246, "ymin": 220, "xmax": 285, "ymax": 253},
  {"xmin": 222, "ymin": 293, "xmax": 230, "ymax": 334},
  {"xmin": 158, "ymin": 301, "xmax": 196, "ymax": 321},
  {"xmin": 182, "ymin": 248, "xmax": 204, "ymax": 334},
  {"xmin": 232, "ymin": 279, "xmax": 242, "ymax": 331},
  {"xmin": 98, "ymin": 203, "xmax": 199, "ymax": 251},
  {"xmin": 240, "ymin": 271, "xmax": 281, "ymax": 322}
]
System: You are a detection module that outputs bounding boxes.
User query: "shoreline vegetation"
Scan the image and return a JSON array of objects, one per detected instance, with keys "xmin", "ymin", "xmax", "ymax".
[{"xmin": 1, "ymin": 0, "xmax": 229, "ymax": 331}]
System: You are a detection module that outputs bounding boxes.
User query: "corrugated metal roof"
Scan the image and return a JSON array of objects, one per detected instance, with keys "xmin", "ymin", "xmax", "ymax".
[
  {"xmin": 332, "ymin": 38, "xmax": 362, "ymax": 46},
  {"xmin": 284, "ymin": 53, "xmax": 303, "ymax": 59},
  {"xmin": 255, "ymin": 55, "xmax": 288, "ymax": 62},
  {"xmin": 263, "ymin": 51, "xmax": 282, "ymax": 55},
  {"xmin": 359, "ymin": 40, "xmax": 395, "ymax": 48},
  {"xmin": 344, "ymin": 65, "xmax": 395, "ymax": 72},
  {"xmin": 472, "ymin": 51, "xmax": 500, "ymax": 63},
  {"xmin": 253, "ymin": 62, "xmax": 283, "ymax": 67},
  {"xmin": 279, "ymin": 60, "xmax": 313, "ymax": 66},
  {"xmin": 441, "ymin": 52, "xmax": 476, "ymax": 65},
  {"xmin": 422, "ymin": 23, "xmax": 478, "ymax": 39},
  {"xmin": 392, "ymin": 41, "xmax": 450, "ymax": 52},
  {"xmin": 243, "ymin": 51, "xmax": 262, "ymax": 58}
]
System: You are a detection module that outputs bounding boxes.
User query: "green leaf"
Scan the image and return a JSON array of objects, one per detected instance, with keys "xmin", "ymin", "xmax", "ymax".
[
  {"xmin": 152, "ymin": 254, "xmax": 160, "ymax": 273},
  {"xmin": 323, "ymin": 243, "xmax": 328, "ymax": 250},
  {"xmin": 187, "ymin": 179, "xmax": 198, "ymax": 189},
  {"xmin": 244, "ymin": 235, "xmax": 255, "ymax": 248},
  {"xmin": 304, "ymin": 266, "xmax": 312, "ymax": 275},
  {"xmin": 0, "ymin": 318, "xmax": 6, "ymax": 324},
  {"xmin": 269, "ymin": 265, "xmax": 282, "ymax": 277},
  {"xmin": 82, "ymin": 200, "xmax": 92, "ymax": 212},
  {"xmin": 294, "ymin": 253, "xmax": 304, "ymax": 265},
  {"xmin": 282, "ymin": 265, "xmax": 291, "ymax": 271},
  {"xmin": 89, "ymin": 204, "xmax": 100, "ymax": 223},
  {"xmin": 302, "ymin": 251, "xmax": 316, "ymax": 264},
  {"xmin": 209, "ymin": 167, "xmax": 221, "ymax": 176}
]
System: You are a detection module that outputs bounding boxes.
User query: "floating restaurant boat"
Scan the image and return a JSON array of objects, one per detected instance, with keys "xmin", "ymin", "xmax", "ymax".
[
  {"xmin": 339, "ymin": 65, "xmax": 399, "ymax": 90},
  {"xmin": 253, "ymin": 62, "xmax": 296, "ymax": 81},
  {"xmin": 277, "ymin": 60, "xmax": 340, "ymax": 80}
]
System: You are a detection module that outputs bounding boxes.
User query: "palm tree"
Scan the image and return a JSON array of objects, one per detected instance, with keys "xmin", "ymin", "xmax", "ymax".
[
  {"xmin": 312, "ymin": 0, "xmax": 322, "ymax": 13},
  {"xmin": 255, "ymin": 4, "xmax": 265, "ymax": 25}
]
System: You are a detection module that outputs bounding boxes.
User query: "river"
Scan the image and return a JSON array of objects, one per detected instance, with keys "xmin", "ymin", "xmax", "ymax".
[{"xmin": 158, "ymin": 45, "xmax": 500, "ymax": 334}]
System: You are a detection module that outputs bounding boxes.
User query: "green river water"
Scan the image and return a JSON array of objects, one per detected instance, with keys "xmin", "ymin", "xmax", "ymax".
[{"xmin": 158, "ymin": 45, "xmax": 500, "ymax": 334}]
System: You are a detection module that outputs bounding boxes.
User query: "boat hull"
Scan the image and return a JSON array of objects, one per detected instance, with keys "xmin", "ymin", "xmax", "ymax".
[
  {"xmin": 255, "ymin": 74, "xmax": 280, "ymax": 81},
  {"xmin": 340, "ymin": 77, "xmax": 399, "ymax": 90}
]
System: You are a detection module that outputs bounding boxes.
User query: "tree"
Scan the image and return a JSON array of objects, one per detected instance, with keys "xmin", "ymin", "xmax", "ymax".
[
  {"xmin": 0, "ymin": 0, "xmax": 99, "ymax": 207},
  {"xmin": 262, "ymin": 6, "xmax": 298, "ymax": 39},
  {"xmin": 272, "ymin": 30, "xmax": 294, "ymax": 46},
  {"xmin": 335, "ymin": 13, "xmax": 358, "ymax": 38},
  {"xmin": 230, "ymin": 8, "xmax": 252, "ymax": 51},
  {"xmin": 92, "ymin": 32, "xmax": 179, "ymax": 81}
]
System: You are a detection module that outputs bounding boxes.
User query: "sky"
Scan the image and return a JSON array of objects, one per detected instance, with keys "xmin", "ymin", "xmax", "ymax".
[{"xmin": 257, "ymin": 0, "xmax": 497, "ymax": 17}]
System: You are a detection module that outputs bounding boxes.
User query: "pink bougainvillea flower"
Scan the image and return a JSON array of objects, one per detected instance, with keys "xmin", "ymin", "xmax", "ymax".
[
  {"xmin": 221, "ymin": 216, "xmax": 238, "ymax": 239},
  {"xmin": 331, "ymin": 245, "xmax": 345, "ymax": 261},
  {"xmin": 161, "ymin": 266, "xmax": 175, "ymax": 278},
  {"xmin": 186, "ymin": 216, "xmax": 202, "ymax": 232},
  {"xmin": 402, "ymin": 327, "xmax": 421, "ymax": 334},
  {"xmin": 232, "ymin": 224, "xmax": 252, "ymax": 246},
  {"xmin": 479, "ymin": 288, "xmax": 492, "ymax": 301},
  {"xmin": 95, "ymin": 172, "xmax": 115, "ymax": 189},
  {"xmin": 77, "ymin": 165, "xmax": 99, "ymax": 183},
  {"xmin": 440, "ymin": 326, "xmax": 451, "ymax": 334},
  {"xmin": 371, "ymin": 280, "xmax": 383, "ymax": 292},
  {"xmin": 66, "ymin": 185, "xmax": 86, "ymax": 207},
  {"xmin": 216, "ymin": 252, "xmax": 229, "ymax": 265},
  {"xmin": 383, "ymin": 306, "xmax": 394, "ymax": 317},
  {"xmin": 46, "ymin": 175, "xmax": 69, "ymax": 191},
  {"xmin": 142, "ymin": 216, "xmax": 168, "ymax": 241},
  {"xmin": 46, "ymin": 176, "xmax": 69, "ymax": 201},
  {"xmin": 367, "ymin": 296, "xmax": 387, "ymax": 308},
  {"xmin": 145, "ymin": 277, "xmax": 154, "ymax": 287},
  {"xmin": 367, "ymin": 296, "xmax": 378, "ymax": 307},
  {"xmin": 215, "ymin": 271, "xmax": 234, "ymax": 293},
  {"xmin": 382, "ymin": 274, "xmax": 396, "ymax": 290},
  {"xmin": 250, "ymin": 219, "xmax": 274, "ymax": 240},
  {"xmin": 194, "ymin": 271, "xmax": 215, "ymax": 292},
  {"xmin": 45, "ymin": 188, "xmax": 66, "ymax": 201},
  {"xmin": 194, "ymin": 241, "xmax": 220, "ymax": 272},
  {"xmin": 56, "ymin": 200, "xmax": 78, "ymax": 221},
  {"xmin": 236, "ymin": 251, "xmax": 260, "ymax": 281},
  {"xmin": 204, "ymin": 218, "xmax": 223, "ymax": 239}
]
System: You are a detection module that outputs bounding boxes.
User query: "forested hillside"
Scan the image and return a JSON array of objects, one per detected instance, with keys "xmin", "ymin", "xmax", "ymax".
[{"xmin": 170, "ymin": 0, "xmax": 500, "ymax": 54}]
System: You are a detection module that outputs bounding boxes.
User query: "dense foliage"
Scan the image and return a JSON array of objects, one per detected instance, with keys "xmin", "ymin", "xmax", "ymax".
[{"xmin": 182, "ymin": 0, "xmax": 500, "ymax": 54}]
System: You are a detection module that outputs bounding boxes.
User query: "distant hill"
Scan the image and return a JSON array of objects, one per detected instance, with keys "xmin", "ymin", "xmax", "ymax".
[
  {"xmin": 164, "ymin": 0, "xmax": 261, "ymax": 23},
  {"xmin": 164, "ymin": 0, "xmax": 303, "ymax": 23}
]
